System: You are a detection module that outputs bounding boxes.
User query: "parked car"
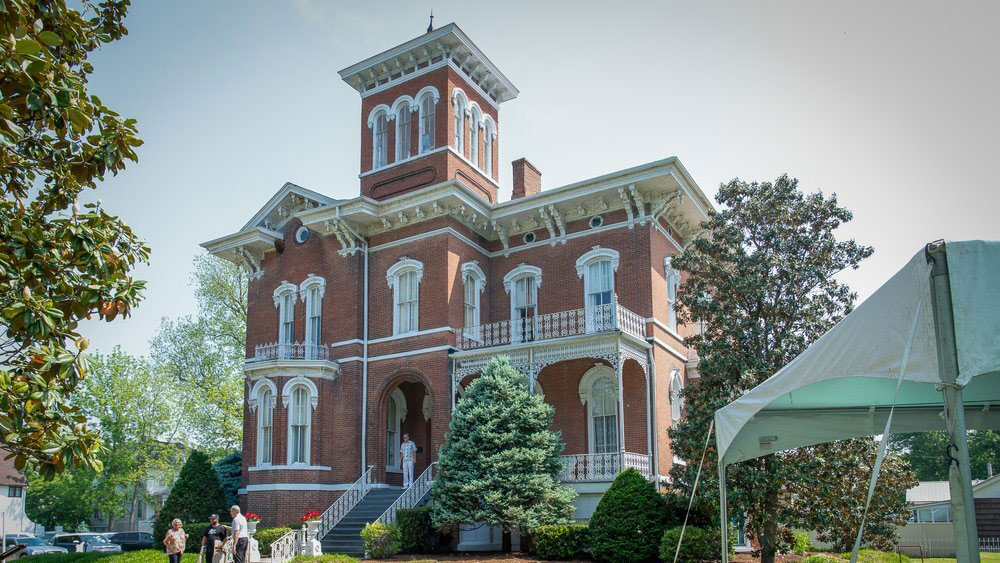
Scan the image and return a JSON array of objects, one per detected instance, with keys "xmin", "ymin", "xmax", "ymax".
[
  {"xmin": 4, "ymin": 536, "xmax": 68, "ymax": 558},
  {"xmin": 106, "ymin": 532, "xmax": 153, "ymax": 551},
  {"xmin": 35, "ymin": 533, "xmax": 57, "ymax": 545},
  {"xmin": 50, "ymin": 534, "xmax": 122, "ymax": 553}
]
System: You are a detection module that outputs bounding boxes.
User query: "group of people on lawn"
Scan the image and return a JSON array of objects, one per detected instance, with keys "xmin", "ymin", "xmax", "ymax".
[
  {"xmin": 161, "ymin": 435, "xmax": 420, "ymax": 563},
  {"xmin": 162, "ymin": 505, "xmax": 249, "ymax": 563}
]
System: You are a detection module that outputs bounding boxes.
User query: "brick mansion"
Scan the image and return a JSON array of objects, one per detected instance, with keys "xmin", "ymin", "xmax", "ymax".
[{"xmin": 203, "ymin": 22, "xmax": 713, "ymax": 550}]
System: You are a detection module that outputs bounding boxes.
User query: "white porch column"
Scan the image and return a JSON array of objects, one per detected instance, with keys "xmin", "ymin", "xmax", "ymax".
[{"xmin": 616, "ymin": 342, "xmax": 626, "ymax": 458}]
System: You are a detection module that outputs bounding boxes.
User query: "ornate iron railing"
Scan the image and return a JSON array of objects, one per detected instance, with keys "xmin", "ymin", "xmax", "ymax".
[
  {"xmin": 269, "ymin": 529, "xmax": 298, "ymax": 563},
  {"xmin": 558, "ymin": 452, "xmax": 653, "ymax": 482},
  {"xmin": 317, "ymin": 465, "xmax": 374, "ymax": 538},
  {"xmin": 454, "ymin": 299, "xmax": 646, "ymax": 350},
  {"xmin": 251, "ymin": 341, "xmax": 329, "ymax": 362},
  {"xmin": 375, "ymin": 463, "xmax": 435, "ymax": 525}
]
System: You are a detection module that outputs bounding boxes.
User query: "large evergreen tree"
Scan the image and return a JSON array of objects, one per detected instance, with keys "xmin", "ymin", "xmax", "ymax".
[
  {"xmin": 214, "ymin": 451, "xmax": 243, "ymax": 510},
  {"xmin": 431, "ymin": 356, "xmax": 576, "ymax": 551},
  {"xmin": 669, "ymin": 175, "xmax": 875, "ymax": 563},
  {"xmin": 154, "ymin": 451, "xmax": 226, "ymax": 541}
]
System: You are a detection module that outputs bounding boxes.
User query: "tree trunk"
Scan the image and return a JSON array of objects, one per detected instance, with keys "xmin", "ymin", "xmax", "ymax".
[
  {"xmin": 759, "ymin": 475, "xmax": 782, "ymax": 563},
  {"xmin": 501, "ymin": 529, "xmax": 512, "ymax": 553}
]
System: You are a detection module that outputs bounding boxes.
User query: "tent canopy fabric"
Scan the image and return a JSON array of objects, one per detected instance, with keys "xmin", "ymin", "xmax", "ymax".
[{"xmin": 715, "ymin": 240, "xmax": 1000, "ymax": 467}]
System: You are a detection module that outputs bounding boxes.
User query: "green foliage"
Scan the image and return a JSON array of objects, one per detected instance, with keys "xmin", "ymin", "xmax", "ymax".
[
  {"xmin": 25, "ymin": 465, "xmax": 95, "ymax": 530},
  {"xmin": 431, "ymin": 356, "xmax": 576, "ymax": 539},
  {"xmin": 289, "ymin": 556, "xmax": 359, "ymax": 563},
  {"xmin": 152, "ymin": 451, "xmax": 227, "ymax": 543},
  {"xmin": 214, "ymin": 452, "xmax": 242, "ymax": 510},
  {"xmin": 588, "ymin": 468, "xmax": 665, "ymax": 563},
  {"xmin": 792, "ymin": 531, "xmax": 813, "ymax": 555},
  {"xmin": 23, "ymin": 551, "xmax": 199, "ymax": 563},
  {"xmin": 894, "ymin": 430, "xmax": 1000, "ymax": 481},
  {"xmin": 802, "ymin": 556, "xmax": 839, "ymax": 563},
  {"xmin": 660, "ymin": 526, "xmax": 722, "ymax": 563},
  {"xmin": 662, "ymin": 490, "xmax": 716, "ymax": 529},
  {"xmin": 397, "ymin": 507, "xmax": 448, "ymax": 554},
  {"xmin": 151, "ymin": 254, "xmax": 247, "ymax": 455},
  {"xmin": 255, "ymin": 527, "xmax": 292, "ymax": 557},
  {"xmin": 0, "ymin": 0, "xmax": 148, "ymax": 476},
  {"xmin": 172, "ymin": 522, "xmax": 232, "ymax": 553},
  {"xmin": 532, "ymin": 525, "xmax": 590, "ymax": 560},
  {"xmin": 668, "ymin": 175, "xmax": 874, "ymax": 563},
  {"xmin": 845, "ymin": 550, "xmax": 910, "ymax": 563},
  {"xmin": 786, "ymin": 438, "xmax": 915, "ymax": 552},
  {"xmin": 360, "ymin": 521, "xmax": 400, "ymax": 559}
]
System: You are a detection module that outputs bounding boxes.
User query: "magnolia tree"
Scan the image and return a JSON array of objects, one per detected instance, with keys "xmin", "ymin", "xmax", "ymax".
[
  {"xmin": 668, "ymin": 175, "xmax": 886, "ymax": 563},
  {"xmin": 0, "ymin": 0, "xmax": 146, "ymax": 477},
  {"xmin": 431, "ymin": 356, "xmax": 576, "ymax": 551}
]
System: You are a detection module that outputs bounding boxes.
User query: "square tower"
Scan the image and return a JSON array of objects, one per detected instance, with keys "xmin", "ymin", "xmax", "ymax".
[{"xmin": 339, "ymin": 23, "xmax": 518, "ymax": 204}]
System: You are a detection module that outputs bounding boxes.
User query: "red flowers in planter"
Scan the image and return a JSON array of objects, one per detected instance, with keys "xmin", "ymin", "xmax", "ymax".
[
  {"xmin": 245, "ymin": 513, "xmax": 261, "ymax": 522},
  {"xmin": 300, "ymin": 511, "xmax": 321, "ymax": 522}
]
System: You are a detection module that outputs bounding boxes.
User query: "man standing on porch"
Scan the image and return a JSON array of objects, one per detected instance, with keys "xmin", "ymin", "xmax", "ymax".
[{"xmin": 400, "ymin": 433, "xmax": 416, "ymax": 488}]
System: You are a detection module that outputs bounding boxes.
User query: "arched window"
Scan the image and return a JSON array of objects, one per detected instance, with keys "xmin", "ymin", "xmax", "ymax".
[
  {"xmin": 665, "ymin": 256, "xmax": 681, "ymax": 332},
  {"xmin": 579, "ymin": 365, "xmax": 619, "ymax": 455},
  {"xmin": 461, "ymin": 261, "xmax": 486, "ymax": 337},
  {"xmin": 395, "ymin": 99, "xmax": 413, "ymax": 160},
  {"xmin": 386, "ymin": 388, "xmax": 406, "ymax": 472},
  {"xmin": 387, "ymin": 258, "xmax": 424, "ymax": 335},
  {"xmin": 288, "ymin": 385, "xmax": 311, "ymax": 465},
  {"xmin": 452, "ymin": 89, "xmax": 467, "ymax": 155},
  {"xmin": 273, "ymin": 281, "xmax": 298, "ymax": 348},
  {"xmin": 416, "ymin": 87, "xmax": 438, "ymax": 154},
  {"xmin": 503, "ymin": 264, "xmax": 542, "ymax": 343},
  {"xmin": 669, "ymin": 369, "xmax": 684, "ymax": 427},
  {"xmin": 299, "ymin": 274, "xmax": 325, "ymax": 358},
  {"xmin": 576, "ymin": 247, "xmax": 620, "ymax": 330},
  {"xmin": 252, "ymin": 379, "xmax": 277, "ymax": 466},
  {"xmin": 374, "ymin": 113, "xmax": 389, "ymax": 169},
  {"xmin": 483, "ymin": 117, "xmax": 495, "ymax": 177},
  {"xmin": 469, "ymin": 103, "xmax": 481, "ymax": 168}
]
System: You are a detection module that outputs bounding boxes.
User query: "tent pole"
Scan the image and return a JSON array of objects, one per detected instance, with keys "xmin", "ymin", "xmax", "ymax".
[
  {"xmin": 928, "ymin": 241, "xmax": 980, "ymax": 563},
  {"xmin": 719, "ymin": 461, "xmax": 729, "ymax": 563}
]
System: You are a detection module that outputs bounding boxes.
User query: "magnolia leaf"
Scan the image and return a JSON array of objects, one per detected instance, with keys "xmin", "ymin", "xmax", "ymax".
[
  {"xmin": 37, "ymin": 31, "xmax": 62, "ymax": 47},
  {"xmin": 14, "ymin": 38, "xmax": 42, "ymax": 55}
]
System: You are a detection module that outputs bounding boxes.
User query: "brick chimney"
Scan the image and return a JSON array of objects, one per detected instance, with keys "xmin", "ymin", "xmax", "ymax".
[{"xmin": 511, "ymin": 158, "xmax": 542, "ymax": 200}]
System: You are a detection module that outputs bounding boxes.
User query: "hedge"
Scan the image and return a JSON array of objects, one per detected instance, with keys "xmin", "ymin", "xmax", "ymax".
[
  {"xmin": 662, "ymin": 490, "xmax": 716, "ymax": 529},
  {"xmin": 289, "ymin": 556, "xmax": 359, "ymax": 563},
  {"xmin": 532, "ymin": 525, "xmax": 590, "ymax": 560},
  {"xmin": 588, "ymin": 468, "xmax": 665, "ymax": 563},
  {"xmin": 254, "ymin": 526, "xmax": 293, "ymax": 557},
  {"xmin": 396, "ymin": 506, "xmax": 449, "ymax": 554},
  {"xmin": 23, "ymin": 551, "xmax": 200, "ymax": 563},
  {"xmin": 360, "ymin": 521, "xmax": 400, "ymax": 559},
  {"xmin": 660, "ymin": 526, "xmax": 722, "ymax": 563}
]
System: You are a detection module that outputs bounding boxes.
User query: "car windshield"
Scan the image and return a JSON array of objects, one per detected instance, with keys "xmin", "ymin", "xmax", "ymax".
[
  {"xmin": 82, "ymin": 536, "xmax": 109, "ymax": 544},
  {"xmin": 16, "ymin": 538, "xmax": 46, "ymax": 546}
]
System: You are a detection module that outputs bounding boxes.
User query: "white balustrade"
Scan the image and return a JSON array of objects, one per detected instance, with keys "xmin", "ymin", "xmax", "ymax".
[
  {"xmin": 317, "ymin": 465, "xmax": 374, "ymax": 539},
  {"xmin": 269, "ymin": 530, "xmax": 298, "ymax": 563},
  {"xmin": 376, "ymin": 462, "xmax": 435, "ymax": 525},
  {"xmin": 251, "ymin": 341, "xmax": 329, "ymax": 362},
  {"xmin": 455, "ymin": 299, "xmax": 645, "ymax": 350},
  {"xmin": 558, "ymin": 452, "xmax": 653, "ymax": 482}
]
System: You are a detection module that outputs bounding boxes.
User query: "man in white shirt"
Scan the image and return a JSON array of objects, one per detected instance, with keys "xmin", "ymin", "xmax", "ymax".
[{"xmin": 230, "ymin": 505, "xmax": 248, "ymax": 563}]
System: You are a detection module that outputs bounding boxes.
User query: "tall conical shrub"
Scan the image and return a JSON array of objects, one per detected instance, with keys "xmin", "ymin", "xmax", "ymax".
[
  {"xmin": 154, "ymin": 451, "xmax": 227, "ymax": 541},
  {"xmin": 588, "ymin": 468, "xmax": 665, "ymax": 563}
]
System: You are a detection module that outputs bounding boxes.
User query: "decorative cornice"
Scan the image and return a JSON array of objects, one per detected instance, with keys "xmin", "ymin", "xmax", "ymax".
[
  {"xmin": 299, "ymin": 274, "xmax": 326, "ymax": 300},
  {"xmin": 461, "ymin": 260, "xmax": 487, "ymax": 293},
  {"xmin": 273, "ymin": 281, "xmax": 298, "ymax": 308},
  {"xmin": 502, "ymin": 263, "xmax": 542, "ymax": 294},
  {"xmin": 386, "ymin": 257, "xmax": 425, "ymax": 289},
  {"xmin": 248, "ymin": 378, "xmax": 277, "ymax": 413},
  {"xmin": 281, "ymin": 376, "xmax": 319, "ymax": 410},
  {"xmin": 576, "ymin": 246, "xmax": 621, "ymax": 278}
]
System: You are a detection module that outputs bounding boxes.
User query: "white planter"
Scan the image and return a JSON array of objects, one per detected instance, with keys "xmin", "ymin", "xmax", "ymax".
[
  {"xmin": 307, "ymin": 520, "xmax": 320, "ymax": 538},
  {"xmin": 247, "ymin": 521, "xmax": 258, "ymax": 536}
]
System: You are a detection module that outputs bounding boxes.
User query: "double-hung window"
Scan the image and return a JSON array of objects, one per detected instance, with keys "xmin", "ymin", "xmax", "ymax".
[
  {"xmin": 419, "ymin": 93, "xmax": 435, "ymax": 153},
  {"xmin": 576, "ymin": 248, "xmax": 620, "ymax": 332},
  {"xmin": 300, "ymin": 275, "xmax": 325, "ymax": 359},
  {"xmin": 257, "ymin": 389, "xmax": 273, "ymax": 465},
  {"xmin": 281, "ymin": 295, "xmax": 294, "ymax": 344},
  {"xmin": 665, "ymin": 256, "xmax": 681, "ymax": 332},
  {"xmin": 396, "ymin": 104, "xmax": 411, "ymax": 160},
  {"xmin": 453, "ymin": 92, "xmax": 466, "ymax": 154},
  {"xmin": 374, "ymin": 113, "xmax": 388, "ymax": 169},
  {"xmin": 461, "ymin": 261, "xmax": 485, "ymax": 340},
  {"xmin": 388, "ymin": 258, "xmax": 424, "ymax": 336},
  {"xmin": 273, "ymin": 282, "xmax": 298, "ymax": 356},
  {"xmin": 590, "ymin": 376, "xmax": 618, "ymax": 454},
  {"xmin": 289, "ymin": 386, "xmax": 310, "ymax": 464},
  {"xmin": 513, "ymin": 276, "xmax": 537, "ymax": 342},
  {"xmin": 483, "ymin": 123, "xmax": 493, "ymax": 175}
]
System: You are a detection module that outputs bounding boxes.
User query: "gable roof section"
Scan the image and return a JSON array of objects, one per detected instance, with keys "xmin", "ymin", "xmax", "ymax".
[{"xmin": 240, "ymin": 182, "xmax": 340, "ymax": 232}]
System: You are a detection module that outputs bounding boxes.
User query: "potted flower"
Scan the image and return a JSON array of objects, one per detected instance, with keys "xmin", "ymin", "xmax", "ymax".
[
  {"xmin": 245, "ymin": 513, "xmax": 261, "ymax": 536},
  {"xmin": 300, "ymin": 511, "xmax": 322, "ymax": 538}
]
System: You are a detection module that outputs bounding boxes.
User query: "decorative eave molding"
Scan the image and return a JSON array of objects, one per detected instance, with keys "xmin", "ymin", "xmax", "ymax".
[
  {"xmin": 575, "ymin": 246, "xmax": 621, "ymax": 278},
  {"xmin": 502, "ymin": 263, "xmax": 542, "ymax": 294},
  {"xmin": 386, "ymin": 257, "xmax": 424, "ymax": 289},
  {"xmin": 281, "ymin": 375, "xmax": 319, "ymax": 409},
  {"xmin": 273, "ymin": 281, "xmax": 299, "ymax": 308}
]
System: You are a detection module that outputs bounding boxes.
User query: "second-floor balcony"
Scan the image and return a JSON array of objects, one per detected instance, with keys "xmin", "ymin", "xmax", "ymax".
[
  {"xmin": 454, "ymin": 300, "xmax": 646, "ymax": 351},
  {"xmin": 559, "ymin": 451, "xmax": 653, "ymax": 482},
  {"xmin": 251, "ymin": 342, "xmax": 330, "ymax": 361}
]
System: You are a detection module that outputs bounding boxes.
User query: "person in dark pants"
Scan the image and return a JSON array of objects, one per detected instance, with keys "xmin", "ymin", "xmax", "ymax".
[
  {"xmin": 201, "ymin": 514, "xmax": 228, "ymax": 563},
  {"xmin": 163, "ymin": 519, "xmax": 187, "ymax": 563},
  {"xmin": 230, "ymin": 505, "xmax": 248, "ymax": 563}
]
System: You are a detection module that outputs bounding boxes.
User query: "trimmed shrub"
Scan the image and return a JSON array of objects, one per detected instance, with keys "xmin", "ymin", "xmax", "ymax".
[
  {"xmin": 849, "ymin": 550, "xmax": 910, "ymax": 563},
  {"xmin": 792, "ymin": 531, "xmax": 813, "ymax": 555},
  {"xmin": 254, "ymin": 526, "xmax": 293, "ymax": 557},
  {"xmin": 659, "ymin": 526, "xmax": 722, "ymax": 563},
  {"xmin": 360, "ymin": 521, "xmax": 400, "ymax": 559},
  {"xmin": 803, "ymin": 556, "xmax": 840, "ymax": 563},
  {"xmin": 289, "ymin": 556, "xmax": 359, "ymax": 563},
  {"xmin": 533, "ymin": 524, "xmax": 590, "ymax": 560},
  {"xmin": 396, "ymin": 506, "xmax": 448, "ymax": 554},
  {"xmin": 662, "ymin": 490, "xmax": 716, "ymax": 529},
  {"xmin": 588, "ymin": 468, "xmax": 665, "ymax": 563},
  {"xmin": 154, "ymin": 451, "xmax": 227, "ymax": 543},
  {"xmin": 24, "ymin": 551, "xmax": 200, "ymax": 563}
]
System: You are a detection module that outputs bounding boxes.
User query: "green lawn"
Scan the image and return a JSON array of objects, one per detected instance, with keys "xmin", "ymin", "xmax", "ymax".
[{"xmin": 920, "ymin": 553, "xmax": 1000, "ymax": 563}]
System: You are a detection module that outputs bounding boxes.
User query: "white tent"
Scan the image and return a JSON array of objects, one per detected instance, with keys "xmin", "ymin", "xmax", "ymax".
[{"xmin": 714, "ymin": 240, "xmax": 1000, "ymax": 563}]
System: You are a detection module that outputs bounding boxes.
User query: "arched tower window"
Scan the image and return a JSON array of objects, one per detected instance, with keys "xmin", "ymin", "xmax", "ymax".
[
  {"xmin": 483, "ymin": 116, "xmax": 496, "ymax": 177},
  {"xmin": 395, "ymin": 100, "xmax": 413, "ymax": 160},
  {"xmin": 416, "ymin": 86, "xmax": 439, "ymax": 154},
  {"xmin": 452, "ymin": 89, "xmax": 467, "ymax": 155},
  {"xmin": 469, "ymin": 103, "xmax": 481, "ymax": 168}
]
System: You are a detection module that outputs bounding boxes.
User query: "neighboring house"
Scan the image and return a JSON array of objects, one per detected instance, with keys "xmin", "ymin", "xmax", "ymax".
[
  {"xmin": 90, "ymin": 473, "xmax": 173, "ymax": 533},
  {"xmin": 202, "ymin": 22, "xmax": 712, "ymax": 545},
  {"xmin": 0, "ymin": 451, "xmax": 36, "ymax": 533}
]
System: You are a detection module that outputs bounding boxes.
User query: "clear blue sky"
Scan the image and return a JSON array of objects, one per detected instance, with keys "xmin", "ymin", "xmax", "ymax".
[{"xmin": 79, "ymin": 0, "xmax": 1000, "ymax": 356}]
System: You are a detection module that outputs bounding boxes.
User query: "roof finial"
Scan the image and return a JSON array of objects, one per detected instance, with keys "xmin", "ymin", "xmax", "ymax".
[{"xmin": 427, "ymin": 10, "xmax": 434, "ymax": 33}]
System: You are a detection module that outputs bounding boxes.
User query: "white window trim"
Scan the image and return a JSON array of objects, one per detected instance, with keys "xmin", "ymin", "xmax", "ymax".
[
  {"xmin": 416, "ymin": 86, "xmax": 440, "ymax": 155},
  {"xmin": 251, "ymin": 379, "xmax": 277, "ymax": 466},
  {"xmin": 576, "ymin": 247, "xmax": 620, "ymax": 329},
  {"xmin": 370, "ymin": 108, "xmax": 391, "ymax": 170},
  {"xmin": 299, "ymin": 274, "xmax": 326, "ymax": 349},
  {"xmin": 503, "ymin": 264, "xmax": 542, "ymax": 342},
  {"xmin": 386, "ymin": 387, "xmax": 407, "ymax": 473},
  {"xmin": 468, "ymin": 102, "xmax": 482, "ymax": 168},
  {"xmin": 461, "ymin": 261, "xmax": 486, "ymax": 336},
  {"xmin": 669, "ymin": 369, "xmax": 684, "ymax": 427},
  {"xmin": 664, "ymin": 256, "xmax": 681, "ymax": 331},
  {"xmin": 392, "ymin": 95, "xmax": 417, "ymax": 161},
  {"xmin": 273, "ymin": 281, "xmax": 298, "ymax": 344},
  {"xmin": 249, "ymin": 378, "xmax": 278, "ymax": 412},
  {"xmin": 578, "ymin": 364, "xmax": 619, "ymax": 454},
  {"xmin": 386, "ymin": 257, "xmax": 425, "ymax": 335},
  {"xmin": 452, "ymin": 88, "xmax": 468, "ymax": 155},
  {"xmin": 283, "ymin": 377, "xmax": 317, "ymax": 466}
]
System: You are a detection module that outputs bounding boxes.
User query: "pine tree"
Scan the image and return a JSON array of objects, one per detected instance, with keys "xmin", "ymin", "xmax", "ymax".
[
  {"xmin": 214, "ymin": 452, "xmax": 243, "ymax": 511},
  {"xmin": 431, "ymin": 356, "xmax": 576, "ymax": 551},
  {"xmin": 154, "ymin": 451, "xmax": 227, "ymax": 541}
]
